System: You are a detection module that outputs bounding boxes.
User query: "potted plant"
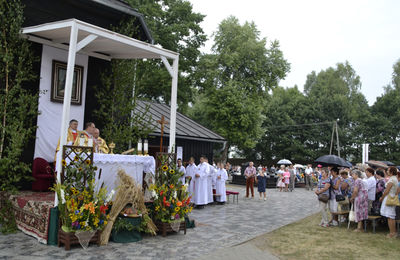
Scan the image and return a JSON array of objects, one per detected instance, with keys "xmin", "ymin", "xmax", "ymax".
[
  {"xmin": 53, "ymin": 158, "xmax": 112, "ymax": 250},
  {"xmin": 149, "ymin": 156, "xmax": 192, "ymax": 236}
]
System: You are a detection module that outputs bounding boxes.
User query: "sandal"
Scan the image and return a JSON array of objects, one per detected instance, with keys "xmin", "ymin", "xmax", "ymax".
[
  {"xmin": 386, "ymin": 233, "xmax": 397, "ymax": 238},
  {"xmin": 353, "ymin": 228, "xmax": 363, "ymax": 233}
]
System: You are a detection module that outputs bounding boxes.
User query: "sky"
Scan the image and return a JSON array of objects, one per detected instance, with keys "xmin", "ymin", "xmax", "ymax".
[{"xmin": 189, "ymin": 0, "xmax": 400, "ymax": 105}]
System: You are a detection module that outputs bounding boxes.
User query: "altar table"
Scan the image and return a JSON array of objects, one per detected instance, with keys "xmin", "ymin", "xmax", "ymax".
[{"xmin": 93, "ymin": 154, "xmax": 155, "ymax": 193}]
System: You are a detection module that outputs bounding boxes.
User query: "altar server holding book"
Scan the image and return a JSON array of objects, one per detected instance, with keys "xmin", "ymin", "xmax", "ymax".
[
  {"xmin": 215, "ymin": 162, "xmax": 228, "ymax": 203},
  {"xmin": 193, "ymin": 155, "xmax": 209, "ymax": 207}
]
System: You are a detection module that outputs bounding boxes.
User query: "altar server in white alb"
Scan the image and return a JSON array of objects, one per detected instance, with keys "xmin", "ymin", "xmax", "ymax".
[
  {"xmin": 193, "ymin": 155, "xmax": 209, "ymax": 208},
  {"xmin": 206, "ymin": 159, "xmax": 215, "ymax": 204},
  {"xmin": 177, "ymin": 158, "xmax": 186, "ymax": 184},
  {"xmin": 215, "ymin": 162, "xmax": 228, "ymax": 203},
  {"xmin": 185, "ymin": 157, "xmax": 197, "ymax": 197}
]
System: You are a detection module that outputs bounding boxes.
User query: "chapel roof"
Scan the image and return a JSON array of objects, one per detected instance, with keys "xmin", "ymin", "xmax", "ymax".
[{"xmin": 135, "ymin": 100, "xmax": 226, "ymax": 143}]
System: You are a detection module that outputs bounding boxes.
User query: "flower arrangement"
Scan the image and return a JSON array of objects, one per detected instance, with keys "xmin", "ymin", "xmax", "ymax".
[
  {"xmin": 149, "ymin": 156, "xmax": 192, "ymax": 223},
  {"xmin": 53, "ymin": 156, "xmax": 111, "ymax": 232}
]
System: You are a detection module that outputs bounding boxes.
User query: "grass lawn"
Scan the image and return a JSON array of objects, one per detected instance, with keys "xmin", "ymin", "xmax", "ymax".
[{"xmin": 250, "ymin": 213, "xmax": 400, "ymax": 260}]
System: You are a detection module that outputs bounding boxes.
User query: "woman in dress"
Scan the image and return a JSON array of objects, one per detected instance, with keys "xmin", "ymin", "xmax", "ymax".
[
  {"xmin": 350, "ymin": 169, "xmax": 368, "ymax": 232},
  {"xmin": 276, "ymin": 165, "xmax": 285, "ymax": 192},
  {"xmin": 379, "ymin": 166, "xmax": 399, "ymax": 238},
  {"xmin": 371, "ymin": 169, "xmax": 386, "ymax": 215},
  {"xmin": 257, "ymin": 170, "xmax": 267, "ymax": 200},
  {"xmin": 283, "ymin": 167, "xmax": 290, "ymax": 192}
]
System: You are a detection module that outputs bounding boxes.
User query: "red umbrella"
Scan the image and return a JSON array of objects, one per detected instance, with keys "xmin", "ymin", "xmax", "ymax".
[{"xmin": 366, "ymin": 160, "xmax": 388, "ymax": 169}]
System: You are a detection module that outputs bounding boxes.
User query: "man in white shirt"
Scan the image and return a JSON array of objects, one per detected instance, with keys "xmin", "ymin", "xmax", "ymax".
[
  {"xmin": 365, "ymin": 167, "xmax": 376, "ymax": 212},
  {"xmin": 305, "ymin": 164, "xmax": 314, "ymax": 191}
]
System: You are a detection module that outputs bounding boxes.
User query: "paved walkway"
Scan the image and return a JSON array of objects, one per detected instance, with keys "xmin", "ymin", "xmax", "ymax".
[{"xmin": 0, "ymin": 185, "xmax": 319, "ymax": 260}]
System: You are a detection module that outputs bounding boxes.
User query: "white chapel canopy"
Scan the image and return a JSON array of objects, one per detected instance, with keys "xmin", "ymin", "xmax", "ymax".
[{"xmin": 22, "ymin": 19, "xmax": 179, "ymax": 186}]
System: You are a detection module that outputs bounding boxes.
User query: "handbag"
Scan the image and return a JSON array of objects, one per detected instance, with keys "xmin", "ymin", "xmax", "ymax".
[
  {"xmin": 335, "ymin": 194, "xmax": 345, "ymax": 202},
  {"xmin": 348, "ymin": 204, "xmax": 355, "ymax": 222},
  {"xmin": 318, "ymin": 194, "xmax": 329, "ymax": 203},
  {"xmin": 385, "ymin": 195, "xmax": 400, "ymax": 206},
  {"xmin": 338, "ymin": 196, "xmax": 349, "ymax": 205}
]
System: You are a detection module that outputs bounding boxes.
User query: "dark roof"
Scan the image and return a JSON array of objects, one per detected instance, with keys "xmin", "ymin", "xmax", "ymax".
[
  {"xmin": 136, "ymin": 100, "xmax": 225, "ymax": 143},
  {"xmin": 22, "ymin": 0, "xmax": 154, "ymax": 44}
]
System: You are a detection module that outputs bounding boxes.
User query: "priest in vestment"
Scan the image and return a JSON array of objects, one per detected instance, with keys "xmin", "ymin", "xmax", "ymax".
[
  {"xmin": 93, "ymin": 128, "xmax": 109, "ymax": 154},
  {"xmin": 185, "ymin": 157, "xmax": 197, "ymax": 197},
  {"xmin": 54, "ymin": 119, "xmax": 79, "ymax": 162},
  {"xmin": 73, "ymin": 122, "xmax": 95, "ymax": 147},
  {"xmin": 193, "ymin": 156, "xmax": 209, "ymax": 207}
]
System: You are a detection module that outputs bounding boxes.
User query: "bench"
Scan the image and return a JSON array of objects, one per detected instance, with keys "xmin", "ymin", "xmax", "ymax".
[
  {"xmin": 331, "ymin": 211, "xmax": 349, "ymax": 227},
  {"xmin": 363, "ymin": 215, "xmax": 382, "ymax": 233},
  {"xmin": 226, "ymin": 191, "xmax": 239, "ymax": 204}
]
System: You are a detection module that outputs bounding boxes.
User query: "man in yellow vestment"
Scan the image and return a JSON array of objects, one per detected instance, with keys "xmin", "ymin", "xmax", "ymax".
[
  {"xmin": 93, "ymin": 128, "xmax": 109, "ymax": 154},
  {"xmin": 73, "ymin": 122, "xmax": 95, "ymax": 147},
  {"xmin": 54, "ymin": 119, "xmax": 79, "ymax": 162}
]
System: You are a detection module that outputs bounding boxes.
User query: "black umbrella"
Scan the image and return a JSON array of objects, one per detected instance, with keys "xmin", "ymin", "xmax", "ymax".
[
  {"xmin": 380, "ymin": 161, "xmax": 395, "ymax": 166},
  {"xmin": 315, "ymin": 155, "xmax": 352, "ymax": 168}
]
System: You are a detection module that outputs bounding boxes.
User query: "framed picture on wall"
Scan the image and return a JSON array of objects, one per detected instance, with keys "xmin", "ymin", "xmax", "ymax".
[{"xmin": 51, "ymin": 60, "xmax": 83, "ymax": 105}]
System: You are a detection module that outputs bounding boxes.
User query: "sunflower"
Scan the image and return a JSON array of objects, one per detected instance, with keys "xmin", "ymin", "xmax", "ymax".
[
  {"xmin": 85, "ymin": 160, "xmax": 91, "ymax": 165},
  {"xmin": 169, "ymin": 169, "xmax": 175, "ymax": 174},
  {"xmin": 174, "ymin": 207, "xmax": 180, "ymax": 212},
  {"xmin": 74, "ymin": 156, "xmax": 79, "ymax": 161},
  {"xmin": 61, "ymin": 160, "xmax": 67, "ymax": 166},
  {"xmin": 162, "ymin": 165, "xmax": 168, "ymax": 171}
]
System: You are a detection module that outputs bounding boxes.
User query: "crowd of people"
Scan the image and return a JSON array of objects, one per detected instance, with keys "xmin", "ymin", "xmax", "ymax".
[{"xmin": 315, "ymin": 165, "xmax": 400, "ymax": 238}]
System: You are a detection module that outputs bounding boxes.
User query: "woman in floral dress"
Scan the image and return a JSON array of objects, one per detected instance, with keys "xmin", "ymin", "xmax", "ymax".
[{"xmin": 350, "ymin": 169, "xmax": 368, "ymax": 232}]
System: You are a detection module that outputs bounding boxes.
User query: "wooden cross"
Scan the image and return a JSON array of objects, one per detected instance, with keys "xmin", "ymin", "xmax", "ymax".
[{"xmin": 157, "ymin": 115, "xmax": 169, "ymax": 152}]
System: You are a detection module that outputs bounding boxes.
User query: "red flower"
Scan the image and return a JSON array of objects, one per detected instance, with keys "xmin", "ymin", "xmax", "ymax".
[
  {"xmin": 100, "ymin": 205, "xmax": 108, "ymax": 214},
  {"xmin": 160, "ymin": 191, "xmax": 164, "ymax": 196},
  {"xmin": 165, "ymin": 202, "xmax": 170, "ymax": 207},
  {"xmin": 163, "ymin": 196, "xmax": 167, "ymax": 206}
]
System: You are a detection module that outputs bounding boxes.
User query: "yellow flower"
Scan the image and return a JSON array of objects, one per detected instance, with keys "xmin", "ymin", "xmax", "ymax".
[
  {"xmin": 61, "ymin": 160, "xmax": 67, "ymax": 166},
  {"xmin": 169, "ymin": 169, "xmax": 175, "ymax": 174},
  {"xmin": 85, "ymin": 160, "xmax": 91, "ymax": 165},
  {"xmin": 175, "ymin": 207, "xmax": 180, "ymax": 212},
  {"xmin": 104, "ymin": 221, "xmax": 107, "ymax": 225},
  {"xmin": 155, "ymin": 206, "xmax": 160, "ymax": 211},
  {"xmin": 74, "ymin": 156, "xmax": 79, "ymax": 161},
  {"xmin": 162, "ymin": 165, "xmax": 168, "ymax": 171}
]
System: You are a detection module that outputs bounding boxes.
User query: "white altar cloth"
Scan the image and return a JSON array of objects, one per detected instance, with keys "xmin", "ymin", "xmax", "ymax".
[{"xmin": 93, "ymin": 154, "xmax": 155, "ymax": 192}]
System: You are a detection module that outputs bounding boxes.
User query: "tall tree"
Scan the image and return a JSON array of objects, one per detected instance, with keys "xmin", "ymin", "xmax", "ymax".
[
  {"xmin": 190, "ymin": 16, "xmax": 290, "ymax": 160},
  {"xmin": 0, "ymin": 0, "xmax": 38, "ymax": 191},
  {"xmin": 126, "ymin": 0, "xmax": 207, "ymax": 113},
  {"xmin": 302, "ymin": 61, "xmax": 370, "ymax": 162},
  {"xmin": 368, "ymin": 59, "xmax": 400, "ymax": 163}
]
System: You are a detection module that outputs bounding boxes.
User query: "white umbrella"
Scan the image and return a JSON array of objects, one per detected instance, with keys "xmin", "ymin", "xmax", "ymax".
[
  {"xmin": 277, "ymin": 159, "xmax": 292, "ymax": 165},
  {"xmin": 293, "ymin": 164, "xmax": 305, "ymax": 169}
]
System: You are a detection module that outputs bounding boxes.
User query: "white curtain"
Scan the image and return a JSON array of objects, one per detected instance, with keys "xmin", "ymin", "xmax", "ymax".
[{"xmin": 34, "ymin": 45, "xmax": 88, "ymax": 162}]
